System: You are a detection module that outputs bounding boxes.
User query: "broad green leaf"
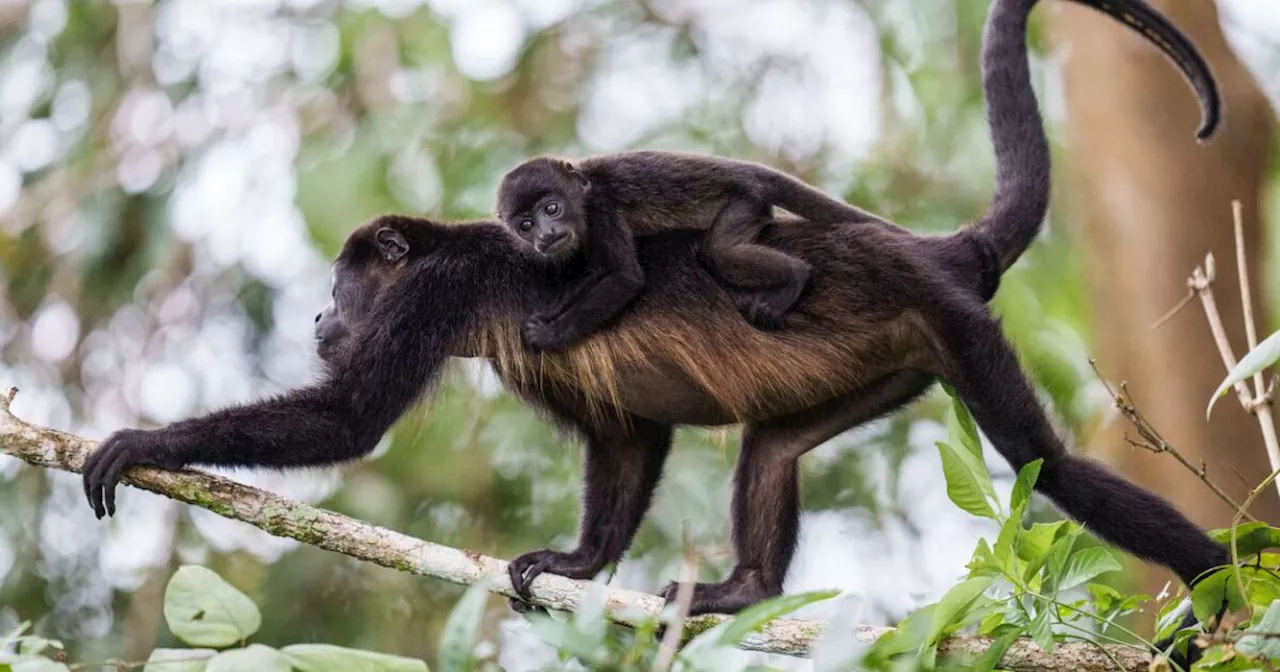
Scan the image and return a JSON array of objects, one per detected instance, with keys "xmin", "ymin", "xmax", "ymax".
[
  {"xmin": 1028, "ymin": 606, "xmax": 1054, "ymax": 653},
  {"xmin": 436, "ymin": 582, "xmax": 490, "ymax": 672},
  {"xmin": 970, "ymin": 626, "xmax": 1022, "ymax": 672},
  {"xmin": 163, "ymin": 566, "xmax": 262, "ymax": 648},
  {"xmin": 282, "ymin": 644, "xmax": 428, "ymax": 672},
  {"xmin": 717, "ymin": 590, "xmax": 839, "ymax": 646},
  {"xmin": 1208, "ymin": 329, "xmax": 1280, "ymax": 417},
  {"xmin": 966, "ymin": 538, "xmax": 1002, "ymax": 578},
  {"xmin": 1190, "ymin": 569, "xmax": 1245, "ymax": 626},
  {"xmin": 1057, "ymin": 547, "xmax": 1122, "ymax": 592},
  {"xmin": 1237, "ymin": 599, "xmax": 1280, "ymax": 659},
  {"xmin": 866, "ymin": 605, "xmax": 937, "ymax": 659},
  {"xmin": 925, "ymin": 577, "xmax": 993, "ymax": 646},
  {"xmin": 1019, "ymin": 521, "xmax": 1071, "ymax": 566},
  {"xmin": 993, "ymin": 515, "xmax": 1021, "ymax": 577},
  {"xmin": 936, "ymin": 442, "xmax": 997, "ymax": 520},
  {"xmin": 206, "ymin": 645, "xmax": 289, "ymax": 672},
  {"xmin": 1208, "ymin": 522, "xmax": 1280, "ymax": 557},
  {"xmin": 1009, "ymin": 459, "xmax": 1043, "ymax": 520},
  {"xmin": 143, "ymin": 648, "xmax": 216, "ymax": 672},
  {"xmin": 1041, "ymin": 528, "xmax": 1081, "ymax": 594},
  {"xmin": 948, "ymin": 396, "xmax": 983, "ymax": 459}
]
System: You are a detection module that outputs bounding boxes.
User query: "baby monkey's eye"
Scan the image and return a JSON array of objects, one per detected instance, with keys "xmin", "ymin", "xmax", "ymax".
[
  {"xmin": 545, "ymin": 202, "xmax": 560, "ymax": 216},
  {"xmin": 519, "ymin": 220, "xmax": 534, "ymax": 232}
]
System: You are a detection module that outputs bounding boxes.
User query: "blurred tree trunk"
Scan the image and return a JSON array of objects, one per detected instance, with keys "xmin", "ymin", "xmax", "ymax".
[{"xmin": 1050, "ymin": 0, "xmax": 1278, "ymax": 606}]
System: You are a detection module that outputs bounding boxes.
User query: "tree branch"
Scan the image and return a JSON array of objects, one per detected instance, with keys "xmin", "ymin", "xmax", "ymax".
[{"xmin": 0, "ymin": 387, "xmax": 1153, "ymax": 671}]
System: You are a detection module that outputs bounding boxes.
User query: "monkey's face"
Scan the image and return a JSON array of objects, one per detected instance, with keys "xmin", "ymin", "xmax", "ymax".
[
  {"xmin": 315, "ymin": 224, "xmax": 410, "ymax": 365},
  {"xmin": 503, "ymin": 193, "xmax": 586, "ymax": 261},
  {"xmin": 497, "ymin": 159, "xmax": 590, "ymax": 262}
]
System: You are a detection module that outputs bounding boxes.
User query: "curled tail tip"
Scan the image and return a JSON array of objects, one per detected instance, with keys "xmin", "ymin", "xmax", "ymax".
[{"xmin": 1195, "ymin": 105, "xmax": 1221, "ymax": 143}]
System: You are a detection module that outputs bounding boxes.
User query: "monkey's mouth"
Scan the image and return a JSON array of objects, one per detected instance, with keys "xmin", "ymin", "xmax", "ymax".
[{"xmin": 535, "ymin": 234, "xmax": 575, "ymax": 259}]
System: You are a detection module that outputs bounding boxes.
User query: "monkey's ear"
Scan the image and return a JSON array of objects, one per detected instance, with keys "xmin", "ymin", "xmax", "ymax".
[
  {"xmin": 375, "ymin": 227, "xmax": 410, "ymax": 263},
  {"xmin": 561, "ymin": 161, "xmax": 591, "ymax": 191}
]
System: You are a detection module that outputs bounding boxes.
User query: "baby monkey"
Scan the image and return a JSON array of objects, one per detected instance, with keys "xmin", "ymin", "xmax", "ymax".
[{"xmin": 496, "ymin": 150, "xmax": 879, "ymax": 351}]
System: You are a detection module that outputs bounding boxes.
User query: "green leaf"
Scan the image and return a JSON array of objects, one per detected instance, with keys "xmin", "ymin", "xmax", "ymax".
[
  {"xmin": 1190, "ymin": 569, "xmax": 1245, "ymax": 626},
  {"xmin": 1237, "ymin": 599, "xmax": 1280, "ymax": 659},
  {"xmin": 1028, "ymin": 606, "xmax": 1054, "ymax": 653},
  {"xmin": 948, "ymin": 396, "xmax": 983, "ymax": 459},
  {"xmin": 1009, "ymin": 459, "xmax": 1043, "ymax": 520},
  {"xmin": 206, "ymin": 645, "xmax": 290, "ymax": 672},
  {"xmin": 1208, "ymin": 329, "xmax": 1280, "ymax": 417},
  {"xmin": 1057, "ymin": 548, "xmax": 1122, "ymax": 592},
  {"xmin": 282, "ymin": 644, "xmax": 428, "ymax": 672},
  {"xmin": 926, "ymin": 577, "xmax": 994, "ymax": 646},
  {"xmin": 1040, "ymin": 528, "xmax": 1081, "ymax": 594},
  {"xmin": 970, "ymin": 626, "xmax": 1022, "ymax": 672},
  {"xmin": 143, "ymin": 648, "xmax": 216, "ymax": 672},
  {"xmin": 1208, "ymin": 522, "xmax": 1280, "ymax": 557},
  {"xmin": 163, "ymin": 566, "xmax": 262, "ymax": 648},
  {"xmin": 436, "ymin": 582, "xmax": 490, "ymax": 672},
  {"xmin": 716, "ymin": 590, "xmax": 839, "ymax": 646},
  {"xmin": 936, "ymin": 441, "xmax": 997, "ymax": 520}
]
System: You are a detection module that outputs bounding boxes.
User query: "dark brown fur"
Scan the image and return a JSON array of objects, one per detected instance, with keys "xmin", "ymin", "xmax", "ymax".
[{"xmin": 81, "ymin": 0, "xmax": 1223, "ymax": 663}]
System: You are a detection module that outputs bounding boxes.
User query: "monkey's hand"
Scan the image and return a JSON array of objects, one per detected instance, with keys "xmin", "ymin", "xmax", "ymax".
[
  {"xmin": 520, "ymin": 314, "xmax": 577, "ymax": 352},
  {"xmin": 507, "ymin": 548, "xmax": 605, "ymax": 599},
  {"xmin": 83, "ymin": 428, "xmax": 185, "ymax": 519}
]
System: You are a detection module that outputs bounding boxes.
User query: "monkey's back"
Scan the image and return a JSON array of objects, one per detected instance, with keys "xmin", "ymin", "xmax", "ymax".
[{"xmin": 483, "ymin": 217, "xmax": 985, "ymax": 426}]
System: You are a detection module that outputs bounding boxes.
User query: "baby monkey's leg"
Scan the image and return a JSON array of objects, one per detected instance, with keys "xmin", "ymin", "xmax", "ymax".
[{"xmin": 699, "ymin": 199, "xmax": 811, "ymax": 330}]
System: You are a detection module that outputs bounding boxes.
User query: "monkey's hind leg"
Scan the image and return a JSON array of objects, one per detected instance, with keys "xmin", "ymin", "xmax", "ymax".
[
  {"xmin": 659, "ymin": 371, "xmax": 936, "ymax": 615},
  {"xmin": 700, "ymin": 199, "xmax": 812, "ymax": 331}
]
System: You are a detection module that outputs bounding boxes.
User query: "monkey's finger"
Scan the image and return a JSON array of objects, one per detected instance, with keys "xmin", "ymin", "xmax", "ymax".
[
  {"xmin": 82, "ymin": 449, "xmax": 101, "ymax": 507},
  {"xmin": 100, "ymin": 448, "xmax": 134, "ymax": 518},
  {"xmin": 514, "ymin": 559, "xmax": 551, "ymax": 598}
]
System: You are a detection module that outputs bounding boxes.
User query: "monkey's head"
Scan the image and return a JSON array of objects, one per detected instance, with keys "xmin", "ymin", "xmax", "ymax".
[
  {"xmin": 314, "ymin": 216, "xmax": 418, "ymax": 365},
  {"xmin": 496, "ymin": 157, "xmax": 590, "ymax": 262}
]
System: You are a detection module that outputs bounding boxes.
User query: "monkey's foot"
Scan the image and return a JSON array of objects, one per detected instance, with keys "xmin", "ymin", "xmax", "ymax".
[
  {"xmin": 507, "ymin": 548, "xmax": 606, "ymax": 599},
  {"xmin": 658, "ymin": 571, "xmax": 776, "ymax": 616}
]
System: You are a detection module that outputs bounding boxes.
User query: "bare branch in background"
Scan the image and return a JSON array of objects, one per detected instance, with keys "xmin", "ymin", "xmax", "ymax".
[
  {"xmin": 0, "ymin": 387, "xmax": 1153, "ymax": 671},
  {"xmin": 1090, "ymin": 358, "xmax": 1255, "ymax": 522}
]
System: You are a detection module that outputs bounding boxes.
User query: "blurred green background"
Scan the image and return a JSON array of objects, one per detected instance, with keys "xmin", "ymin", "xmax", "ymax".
[{"xmin": 0, "ymin": 0, "xmax": 1278, "ymax": 669}]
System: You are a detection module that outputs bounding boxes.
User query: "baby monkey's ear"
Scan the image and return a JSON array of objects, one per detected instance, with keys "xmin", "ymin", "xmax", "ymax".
[{"xmin": 560, "ymin": 160, "xmax": 591, "ymax": 191}]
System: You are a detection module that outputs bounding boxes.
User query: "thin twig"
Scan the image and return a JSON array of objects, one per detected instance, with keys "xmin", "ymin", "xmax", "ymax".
[
  {"xmin": 1089, "ymin": 359, "xmax": 1254, "ymax": 520},
  {"xmin": 1230, "ymin": 200, "xmax": 1280, "ymax": 496},
  {"xmin": 1151, "ymin": 289, "xmax": 1196, "ymax": 331}
]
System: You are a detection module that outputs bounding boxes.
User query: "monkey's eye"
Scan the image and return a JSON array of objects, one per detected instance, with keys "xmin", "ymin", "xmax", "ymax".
[
  {"xmin": 519, "ymin": 220, "xmax": 534, "ymax": 232},
  {"xmin": 544, "ymin": 202, "xmax": 560, "ymax": 216}
]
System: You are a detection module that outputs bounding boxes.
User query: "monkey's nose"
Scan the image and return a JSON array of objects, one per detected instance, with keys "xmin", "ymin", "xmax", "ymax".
[
  {"xmin": 536, "ymin": 230, "xmax": 567, "ymax": 252},
  {"xmin": 314, "ymin": 313, "xmax": 322, "ymax": 324}
]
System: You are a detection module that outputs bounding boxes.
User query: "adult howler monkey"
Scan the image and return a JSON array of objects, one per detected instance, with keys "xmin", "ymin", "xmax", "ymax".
[
  {"xmin": 495, "ymin": 151, "xmax": 883, "ymax": 349},
  {"xmin": 84, "ymin": 0, "xmax": 1224, "ymax": 660}
]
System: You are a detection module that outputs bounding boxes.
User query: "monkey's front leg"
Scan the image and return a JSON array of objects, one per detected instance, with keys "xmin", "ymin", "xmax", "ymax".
[{"xmin": 508, "ymin": 418, "xmax": 673, "ymax": 600}]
